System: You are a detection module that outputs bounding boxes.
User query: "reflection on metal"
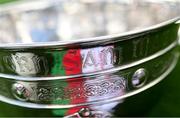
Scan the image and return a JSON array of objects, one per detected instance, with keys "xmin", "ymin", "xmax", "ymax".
[
  {"xmin": 132, "ymin": 68, "xmax": 147, "ymax": 88},
  {"xmin": 0, "ymin": 41, "xmax": 177, "ymax": 81},
  {"xmin": 64, "ymin": 107, "xmax": 112, "ymax": 118},
  {"xmin": 0, "ymin": 49, "xmax": 177, "ymax": 109},
  {"xmin": 10, "ymin": 75, "xmax": 126, "ymax": 102},
  {"xmin": 0, "ymin": 0, "xmax": 179, "ymax": 48},
  {"xmin": 0, "ymin": 0, "xmax": 179, "ymax": 117},
  {"xmin": 178, "ymin": 25, "xmax": 180, "ymax": 45},
  {"xmin": 11, "ymin": 53, "xmax": 40, "ymax": 76},
  {"xmin": 12, "ymin": 83, "xmax": 31, "ymax": 101}
]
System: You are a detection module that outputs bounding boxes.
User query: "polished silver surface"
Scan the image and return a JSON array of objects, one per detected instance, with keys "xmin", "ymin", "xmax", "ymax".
[
  {"xmin": 0, "ymin": 0, "xmax": 179, "ymax": 47},
  {"xmin": 12, "ymin": 83, "xmax": 31, "ymax": 101},
  {"xmin": 0, "ymin": 40, "xmax": 177, "ymax": 80},
  {"xmin": 64, "ymin": 107, "xmax": 112, "ymax": 118},
  {"xmin": 0, "ymin": 0, "xmax": 179, "ymax": 114},
  {"xmin": 0, "ymin": 0, "xmax": 179, "ymax": 78},
  {"xmin": 132, "ymin": 68, "xmax": 147, "ymax": 88},
  {"xmin": 0, "ymin": 48, "xmax": 178, "ymax": 108}
]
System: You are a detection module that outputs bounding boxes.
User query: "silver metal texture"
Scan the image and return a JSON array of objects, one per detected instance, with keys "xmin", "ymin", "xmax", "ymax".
[
  {"xmin": 0, "ymin": 0, "xmax": 179, "ymax": 111},
  {"xmin": 0, "ymin": 47, "xmax": 178, "ymax": 109},
  {"xmin": 131, "ymin": 68, "xmax": 147, "ymax": 88}
]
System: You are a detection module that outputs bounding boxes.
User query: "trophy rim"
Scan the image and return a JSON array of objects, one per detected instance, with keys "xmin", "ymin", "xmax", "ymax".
[{"xmin": 0, "ymin": 0, "xmax": 179, "ymax": 49}]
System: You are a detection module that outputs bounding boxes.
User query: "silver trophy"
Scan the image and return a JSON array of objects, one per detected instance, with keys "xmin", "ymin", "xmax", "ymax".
[{"xmin": 0, "ymin": 0, "xmax": 179, "ymax": 117}]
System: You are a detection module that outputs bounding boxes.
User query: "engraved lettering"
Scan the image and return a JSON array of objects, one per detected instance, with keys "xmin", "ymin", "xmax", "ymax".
[
  {"xmin": 101, "ymin": 47, "xmax": 114, "ymax": 65},
  {"xmin": 83, "ymin": 51, "xmax": 97, "ymax": 68},
  {"xmin": 132, "ymin": 39, "xmax": 141, "ymax": 58},
  {"xmin": 82, "ymin": 46, "xmax": 116, "ymax": 72},
  {"xmin": 132, "ymin": 38, "xmax": 150, "ymax": 58},
  {"xmin": 145, "ymin": 37, "xmax": 150, "ymax": 56},
  {"xmin": 11, "ymin": 53, "xmax": 40, "ymax": 76}
]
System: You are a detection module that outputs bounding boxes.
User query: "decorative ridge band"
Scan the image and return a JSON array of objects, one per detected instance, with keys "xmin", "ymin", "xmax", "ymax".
[
  {"xmin": 0, "ymin": 41, "xmax": 177, "ymax": 81},
  {"xmin": 0, "ymin": 51, "xmax": 178, "ymax": 109}
]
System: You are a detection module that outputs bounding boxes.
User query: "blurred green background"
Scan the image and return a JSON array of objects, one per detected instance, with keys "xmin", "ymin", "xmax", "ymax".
[
  {"xmin": 0, "ymin": 0, "xmax": 14, "ymax": 4},
  {"xmin": 0, "ymin": 0, "xmax": 180, "ymax": 117}
]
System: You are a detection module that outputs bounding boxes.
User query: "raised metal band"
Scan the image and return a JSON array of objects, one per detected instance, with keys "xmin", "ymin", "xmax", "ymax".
[
  {"xmin": 0, "ymin": 47, "xmax": 178, "ymax": 109},
  {"xmin": 0, "ymin": 40, "xmax": 177, "ymax": 81},
  {"xmin": 0, "ymin": 0, "xmax": 179, "ymax": 110},
  {"xmin": 0, "ymin": 0, "xmax": 179, "ymax": 77},
  {"xmin": 0, "ymin": 23, "xmax": 179, "ymax": 78}
]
